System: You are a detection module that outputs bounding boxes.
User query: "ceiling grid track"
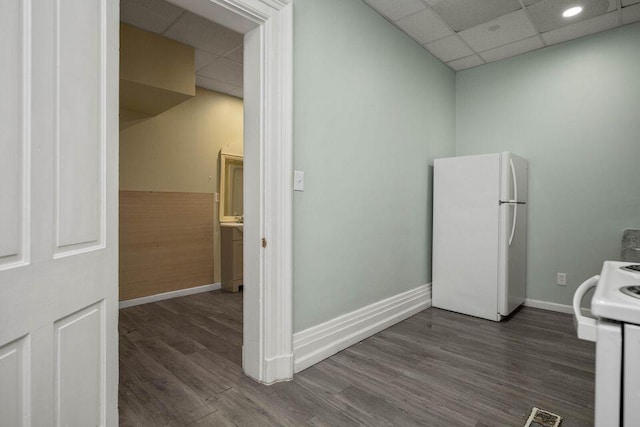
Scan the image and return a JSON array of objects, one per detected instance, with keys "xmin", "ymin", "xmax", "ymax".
[{"xmin": 363, "ymin": 0, "xmax": 640, "ymax": 71}]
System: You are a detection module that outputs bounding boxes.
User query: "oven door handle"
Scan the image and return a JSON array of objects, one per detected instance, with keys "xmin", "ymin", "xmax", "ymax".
[{"xmin": 573, "ymin": 275, "xmax": 599, "ymax": 342}]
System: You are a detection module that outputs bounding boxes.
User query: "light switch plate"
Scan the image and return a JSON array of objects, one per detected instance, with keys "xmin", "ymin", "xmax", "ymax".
[{"xmin": 294, "ymin": 170, "xmax": 304, "ymax": 191}]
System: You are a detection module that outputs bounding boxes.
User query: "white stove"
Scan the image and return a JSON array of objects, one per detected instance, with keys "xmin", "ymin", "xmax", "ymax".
[
  {"xmin": 574, "ymin": 261, "xmax": 640, "ymax": 427},
  {"xmin": 592, "ymin": 262, "xmax": 640, "ymax": 323}
]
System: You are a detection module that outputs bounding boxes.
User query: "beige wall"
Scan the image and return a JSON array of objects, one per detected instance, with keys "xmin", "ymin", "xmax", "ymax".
[
  {"xmin": 120, "ymin": 24, "xmax": 195, "ymax": 127},
  {"xmin": 120, "ymin": 24, "xmax": 195, "ymax": 96},
  {"xmin": 120, "ymin": 87, "xmax": 243, "ymax": 283}
]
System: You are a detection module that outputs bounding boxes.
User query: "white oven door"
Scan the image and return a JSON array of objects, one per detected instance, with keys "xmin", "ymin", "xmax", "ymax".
[
  {"xmin": 625, "ymin": 324, "xmax": 640, "ymax": 426},
  {"xmin": 574, "ymin": 276, "xmax": 622, "ymax": 426},
  {"xmin": 595, "ymin": 321, "xmax": 622, "ymax": 427}
]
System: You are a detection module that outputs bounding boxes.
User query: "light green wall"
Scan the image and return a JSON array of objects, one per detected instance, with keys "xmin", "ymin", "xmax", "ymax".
[
  {"xmin": 293, "ymin": 0, "xmax": 455, "ymax": 332},
  {"xmin": 456, "ymin": 23, "xmax": 640, "ymax": 306}
]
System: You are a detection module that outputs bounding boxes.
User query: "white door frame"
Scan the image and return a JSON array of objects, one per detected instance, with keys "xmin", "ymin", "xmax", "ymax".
[{"xmin": 162, "ymin": 0, "xmax": 294, "ymax": 383}]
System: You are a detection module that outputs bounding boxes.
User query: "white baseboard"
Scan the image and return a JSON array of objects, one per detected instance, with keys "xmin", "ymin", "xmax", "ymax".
[
  {"xmin": 119, "ymin": 283, "xmax": 222, "ymax": 309},
  {"xmin": 293, "ymin": 283, "xmax": 432, "ymax": 373},
  {"xmin": 262, "ymin": 353, "xmax": 294, "ymax": 385},
  {"xmin": 523, "ymin": 298, "xmax": 590, "ymax": 316},
  {"xmin": 523, "ymin": 298, "xmax": 572, "ymax": 314},
  {"xmin": 523, "ymin": 298, "xmax": 573, "ymax": 314}
]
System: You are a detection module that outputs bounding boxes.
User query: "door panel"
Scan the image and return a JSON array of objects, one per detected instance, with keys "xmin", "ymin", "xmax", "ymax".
[
  {"xmin": 0, "ymin": 0, "xmax": 29, "ymax": 267},
  {"xmin": 56, "ymin": 0, "xmax": 104, "ymax": 253},
  {"xmin": 0, "ymin": 0, "xmax": 117, "ymax": 425},
  {"xmin": 0, "ymin": 336, "xmax": 29, "ymax": 427},
  {"xmin": 54, "ymin": 302, "xmax": 104, "ymax": 427}
]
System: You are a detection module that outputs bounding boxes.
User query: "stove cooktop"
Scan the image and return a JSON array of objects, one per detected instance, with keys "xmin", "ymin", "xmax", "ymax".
[
  {"xmin": 592, "ymin": 261, "xmax": 640, "ymax": 324},
  {"xmin": 622, "ymin": 264, "xmax": 640, "ymax": 273},
  {"xmin": 621, "ymin": 286, "xmax": 640, "ymax": 299},
  {"xmin": 619, "ymin": 266, "xmax": 640, "ymax": 299}
]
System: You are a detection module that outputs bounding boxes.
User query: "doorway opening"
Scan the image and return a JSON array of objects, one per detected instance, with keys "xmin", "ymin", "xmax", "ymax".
[
  {"xmin": 116, "ymin": 0, "xmax": 293, "ymax": 411},
  {"xmin": 118, "ymin": 0, "xmax": 246, "ymax": 307},
  {"xmin": 118, "ymin": 1, "xmax": 248, "ymax": 421}
]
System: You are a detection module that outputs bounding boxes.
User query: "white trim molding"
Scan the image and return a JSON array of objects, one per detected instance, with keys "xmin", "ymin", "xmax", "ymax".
[
  {"xmin": 293, "ymin": 284, "xmax": 432, "ymax": 374},
  {"xmin": 524, "ymin": 298, "xmax": 590, "ymax": 316},
  {"xmin": 255, "ymin": 0, "xmax": 294, "ymax": 384},
  {"xmin": 524, "ymin": 298, "xmax": 574, "ymax": 314},
  {"xmin": 118, "ymin": 283, "xmax": 221, "ymax": 309}
]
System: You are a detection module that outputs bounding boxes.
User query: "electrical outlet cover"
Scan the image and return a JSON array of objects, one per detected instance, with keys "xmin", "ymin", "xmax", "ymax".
[{"xmin": 557, "ymin": 273, "xmax": 567, "ymax": 286}]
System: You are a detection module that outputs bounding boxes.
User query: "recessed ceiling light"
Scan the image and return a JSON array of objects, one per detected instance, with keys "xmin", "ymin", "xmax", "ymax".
[{"xmin": 562, "ymin": 6, "xmax": 583, "ymax": 18}]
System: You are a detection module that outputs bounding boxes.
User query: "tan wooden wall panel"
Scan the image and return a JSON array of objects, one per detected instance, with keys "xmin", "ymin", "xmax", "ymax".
[{"xmin": 119, "ymin": 191, "xmax": 214, "ymax": 301}]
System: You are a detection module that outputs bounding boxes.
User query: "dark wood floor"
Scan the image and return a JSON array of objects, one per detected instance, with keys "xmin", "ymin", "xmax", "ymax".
[{"xmin": 119, "ymin": 291, "xmax": 595, "ymax": 426}]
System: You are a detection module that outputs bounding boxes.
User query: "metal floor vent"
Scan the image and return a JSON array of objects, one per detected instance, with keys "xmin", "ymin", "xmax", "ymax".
[{"xmin": 524, "ymin": 407, "xmax": 563, "ymax": 427}]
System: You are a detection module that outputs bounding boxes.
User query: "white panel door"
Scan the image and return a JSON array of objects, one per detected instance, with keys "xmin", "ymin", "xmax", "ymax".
[
  {"xmin": 0, "ymin": 0, "xmax": 118, "ymax": 425},
  {"xmin": 432, "ymin": 154, "xmax": 501, "ymax": 321}
]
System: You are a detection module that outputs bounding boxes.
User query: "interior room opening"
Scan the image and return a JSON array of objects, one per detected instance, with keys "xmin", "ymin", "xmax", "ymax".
[{"xmin": 117, "ymin": 0, "xmax": 246, "ymax": 417}]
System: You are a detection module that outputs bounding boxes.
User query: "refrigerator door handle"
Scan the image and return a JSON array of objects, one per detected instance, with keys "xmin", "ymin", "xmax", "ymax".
[
  {"xmin": 510, "ymin": 157, "xmax": 517, "ymax": 203},
  {"xmin": 509, "ymin": 203, "xmax": 517, "ymax": 247},
  {"xmin": 508, "ymin": 157, "xmax": 518, "ymax": 247}
]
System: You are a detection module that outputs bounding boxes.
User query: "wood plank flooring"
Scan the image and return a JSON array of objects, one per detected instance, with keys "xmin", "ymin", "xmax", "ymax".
[{"xmin": 119, "ymin": 291, "xmax": 595, "ymax": 426}]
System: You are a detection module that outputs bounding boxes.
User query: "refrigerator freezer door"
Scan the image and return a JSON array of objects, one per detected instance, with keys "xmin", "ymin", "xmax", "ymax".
[
  {"xmin": 500, "ymin": 152, "xmax": 528, "ymax": 203},
  {"xmin": 433, "ymin": 154, "xmax": 501, "ymax": 321}
]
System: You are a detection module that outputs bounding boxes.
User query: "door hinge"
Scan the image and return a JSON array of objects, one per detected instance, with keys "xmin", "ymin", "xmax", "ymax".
[{"xmin": 262, "ymin": 238, "xmax": 267, "ymax": 248}]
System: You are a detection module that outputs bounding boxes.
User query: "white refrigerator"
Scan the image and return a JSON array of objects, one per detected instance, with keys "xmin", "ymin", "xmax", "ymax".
[{"xmin": 432, "ymin": 152, "xmax": 528, "ymax": 321}]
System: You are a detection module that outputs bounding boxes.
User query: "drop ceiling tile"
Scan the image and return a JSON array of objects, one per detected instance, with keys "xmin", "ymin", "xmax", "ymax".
[
  {"xmin": 527, "ymin": 0, "xmax": 613, "ymax": 33},
  {"xmin": 623, "ymin": 2, "xmax": 640, "ymax": 23},
  {"xmin": 480, "ymin": 35, "xmax": 544, "ymax": 62},
  {"xmin": 195, "ymin": 49, "xmax": 217, "ymax": 71},
  {"xmin": 196, "ymin": 75, "xmax": 236, "ymax": 94},
  {"xmin": 229, "ymin": 87, "xmax": 244, "ymax": 99},
  {"xmin": 363, "ymin": 0, "xmax": 426, "ymax": 21},
  {"xmin": 199, "ymin": 58, "xmax": 243, "ymax": 87},
  {"xmin": 459, "ymin": 10, "xmax": 537, "ymax": 52},
  {"xmin": 425, "ymin": 35, "xmax": 474, "ymax": 62},
  {"xmin": 224, "ymin": 46, "xmax": 244, "ymax": 64},
  {"xmin": 429, "ymin": 0, "xmax": 523, "ymax": 31},
  {"xmin": 120, "ymin": 0, "xmax": 184, "ymax": 33},
  {"xmin": 623, "ymin": 0, "xmax": 640, "ymax": 6},
  {"xmin": 164, "ymin": 12, "xmax": 243, "ymax": 55},
  {"xmin": 396, "ymin": 8, "xmax": 454, "ymax": 44},
  {"xmin": 541, "ymin": 11, "xmax": 619, "ymax": 45},
  {"xmin": 447, "ymin": 54, "xmax": 485, "ymax": 71},
  {"xmin": 522, "ymin": 0, "xmax": 544, "ymax": 5}
]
